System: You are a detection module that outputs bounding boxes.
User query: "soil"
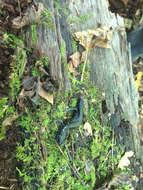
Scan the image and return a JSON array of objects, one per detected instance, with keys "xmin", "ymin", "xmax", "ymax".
[
  {"xmin": 0, "ymin": 0, "xmax": 32, "ymax": 188},
  {"xmin": 0, "ymin": 125, "xmax": 22, "ymax": 189}
]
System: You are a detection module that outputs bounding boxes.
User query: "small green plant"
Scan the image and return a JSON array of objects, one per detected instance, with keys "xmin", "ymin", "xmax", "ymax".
[
  {"xmin": 31, "ymin": 24, "xmax": 37, "ymax": 46},
  {"xmin": 54, "ymin": 1, "xmax": 62, "ymax": 11},
  {"xmin": 41, "ymin": 9, "xmax": 55, "ymax": 29},
  {"xmin": 39, "ymin": 56, "xmax": 49, "ymax": 68},
  {"xmin": 0, "ymin": 98, "xmax": 8, "ymax": 119},
  {"xmin": 3, "ymin": 33, "xmax": 25, "ymax": 49},
  {"xmin": 10, "ymin": 47, "xmax": 26, "ymax": 101},
  {"xmin": 0, "ymin": 6, "xmax": 3, "ymax": 15},
  {"xmin": 31, "ymin": 56, "xmax": 49, "ymax": 76},
  {"xmin": 31, "ymin": 66, "xmax": 38, "ymax": 76},
  {"xmin": 1, "ymin": 33, "xmax": 26, "ymax": 102},
  {"xmin": 0, "ymin": 98, "xmax": 8, "ymax": 140},
  {"xmin": 72, "ymin": 37, "xmax": 78, "ymax": 52},
  {"xmin": 0, "ymin": 98, "xmax": 16, "ymax": 141},
  {"xmin": 119, "ymin": 185, "xmax": 130, "ymax": 190},
  {"xmin": 60, "ymin": 39, "xmax": 66, "ymax": 58},
  {"xmin": 60, "ymin": 39, "xmax": 70, "ymax": 73},
  {"xmin": 68, "ymin": 14, "xmax": 92, "ymax": 24}
]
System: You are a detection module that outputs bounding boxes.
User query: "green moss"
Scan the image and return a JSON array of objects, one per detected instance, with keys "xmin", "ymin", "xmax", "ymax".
[
  {"xmin": 31, "ymin": 56, "xmax": 49, "ymax": 77},
  {"xmin": 2, "ymin": 33, "xmax": 26, "ymax": 101},
  {"xmin": 3, "ymin": 33, "xmax": 25, "ymax": 49},
  {"xmin": 68, "ymin": 14, "xmax": 92, "ymax": 24},
  {"xmin": 60, "ymin": 39, "xmax": 66, "ymax": 58},
  {"xmin": 10, "ymin": 47, "xmax": 26, "ymax": 101},
  {"xmin": 31, "ymin": 24, "xmax": 37, "ymax": 46},
  {"xmin": 60, "ymin": 39, "xmax": 70, "ymax": 74},
  {"xmin": 41, "ymin": 9, "xmax": 55, "ymax": 29},
  {"xmin": 0, "ymin": 98, "xmax": 8, "ymax": 140},
  {"xmin": 0, "ymin": 6, "xmax": 3, "ymax": 15},
  {"xmin": 15, "ymin": 69, "xmax": 124, "ymax": 189},
  {"xmin": 72, "ymin": 37, "xmax": 78, "ymax": 52},
  {"xmin": 0, "ymin": 98, "xmax": 16, "ymax": 141},
  {"xmin": 31, "ymin": 66, "xmax": 38, "ymax": 76},
  {"xmin": 54, "ymin": 1, "xmax": 62, "ymax": 11},
  {"xmin": 0, "ymin": 98, "xmax": 8, "ymax": 119},
  {"xmin": 39, "ymin": 56, "xmax": 49, "ymax": 68}
]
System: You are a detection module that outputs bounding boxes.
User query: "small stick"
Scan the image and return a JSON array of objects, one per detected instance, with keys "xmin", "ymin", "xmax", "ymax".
[
  {"xmin": 81, "ymin": 50, "xmax": 88, "ymax": 82},
  {"xmin": 0, "ymin": 186, "xmax": 10, "ymax": 190},
  {"xmin": 112, "ymin": 129, "xmax": 114, "ymax": 170},
  {"xmin": 55, "ymin": 140, "xmax": 85, "ymax": 186},
  {"xmin": 74, "ymin": 5, "xmax": 80, "ymax": 17},
  {"xmin": 17, "ymin": 0, "xmax": 21, "ymax": 18}
]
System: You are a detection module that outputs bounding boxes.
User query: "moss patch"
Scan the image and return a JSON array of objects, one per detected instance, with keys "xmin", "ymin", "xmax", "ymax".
[{"xmin": 14, "ymin": 69, "xmax": 123, "ymax": 189}]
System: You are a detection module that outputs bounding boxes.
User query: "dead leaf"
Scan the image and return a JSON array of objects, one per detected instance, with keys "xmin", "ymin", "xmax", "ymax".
[
  {"xmin": 22, "ymin": 76, "xmax": 38, "ymax": 91},
  {"xmin": 69, "ymin": 52, "xmax": 81, "ymax": 68},
  {"xmin": 84, "ymin": 122, "xmax": 92, "ymax": 136},
  {"xmin": 68, "ymin": 60, "xmax": 79, "ymax": 76},
  {"xmin": 19, "ymin": 76, "xmax": 53, "ymax": 105},
  {"xmin": 68, "ymin": 51, "xmax": 81, "ymax": 76},
  {"xmin": 91, "ymin": 99, "xmax": 96, "ymax": 103},
  {"xmin": 140, "ymin": 173, "xmax": 143, "ymax": 178},
  {"xmin": 81, "ymin": 51, "xmax": 87, "ymax": 62},
  {"xmin": 135, "ymin": 9, "xmax": 140, "ymax": 17},
  {"xmin": 135, "ymin": 72, "xmax": 142, "ymax": 90},
  {"xmin": 72, "ymin": 0, "xmax": 76, "ymax": 4},
  {"xmin": 35, "ymin": 61, "xmax": 49, "ymax": 76},
  {"xmin": 39, "ymin": 66, "xmax": 49, "ymax": 76},
  {"xmin": 37, "ymin": 81, "xmax": 53, "ymax": 104},
  {"xmin": 2, "ymin": 112, "xmax": 19, "ymax": 127},
  {"xmin": 122, "ymin": 0, "xmax": 128, "ymax": 5},
  {"xmin": 106, "ymin": 0, "xmax": 110, "ymax": 8},
  {"xmin": 73, "ymin": 27, "xmax": 112, "ymax": 50},
  {"xmin": 84, "ymin": 160, "xmax": 91, "ymax": 175},
  {"xmin": 12, "ymin": 3, "xmax": 44, "ymax": 29},
  {"xmin": 118, "ymin": 151, "xmax": 134, "ymax": 169}
]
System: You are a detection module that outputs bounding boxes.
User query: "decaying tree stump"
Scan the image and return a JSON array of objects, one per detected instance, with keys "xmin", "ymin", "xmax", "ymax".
[
  {"xmin": 24, "ymin": 0, "xmax": 141, "ymax": 163},
  {"xmin": 21, "ymin": 0, "xmax": 143, "ymax": 184}
]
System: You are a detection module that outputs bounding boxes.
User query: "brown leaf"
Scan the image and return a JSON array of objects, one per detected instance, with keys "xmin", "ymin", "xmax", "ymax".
[
  {"xmin": 68, "ymin": 60, "xmax": 79, "ymax": 76},
  {"xmin": 140, "ymin": 173, "xmax": 143, "ymax": 178},
  {"xmin": 18, "ymin": 88, "xmax": 36, "ymax": 108},
  {"xmin": 37, "ymin": 81, "xmax": 53, "ymax": 104},
  {"xmin": 81, "ymin": 51, "xmax": 87, "ymax": 62},
  {"xmin": 73, "ymin": 27, "xmax": 112, "ymax": 50},
  {"xmin": 12, "ymin": 3, "xmax": 44, "ymax": 29},
  {"xmin": 122, "ymin": 0, "xmax": 128, "ymax": 5},
  {"xmin": 84, "ymin": 122, "xmax": 92, "ymax": 136},
  {"xmin": 69, "ymin": 52, "xmax": 81, "ymax": 68},
  {"xmin": 118, "ymin": 151, "xmax": 134, "ymax": 169},
  {"xmin": 72, "ymin": 0, "xmax": 76, "ymax": 4},
  {"xmin": 2, "ymin": 112, "xmax": 19, "ymax": 127},
  {"xmin": 68, "ymin": 51, "xmax": 81, "ymax": 76}
]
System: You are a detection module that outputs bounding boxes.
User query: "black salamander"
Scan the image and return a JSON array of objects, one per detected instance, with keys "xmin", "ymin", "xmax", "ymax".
[{"xmin": 58, "ymin": 97, "xmax": 84, "ymax": 145}]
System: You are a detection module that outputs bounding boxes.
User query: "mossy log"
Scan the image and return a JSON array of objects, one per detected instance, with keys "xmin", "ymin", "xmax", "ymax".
[{"xmin": 25, "ymin": 0, "xmax": 142, "ymax": 168}]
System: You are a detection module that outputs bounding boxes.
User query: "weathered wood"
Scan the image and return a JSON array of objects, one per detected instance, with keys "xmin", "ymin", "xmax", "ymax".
[{"xmin": 25, "ymin": 0, "xmax": 71, "ymax": 90}]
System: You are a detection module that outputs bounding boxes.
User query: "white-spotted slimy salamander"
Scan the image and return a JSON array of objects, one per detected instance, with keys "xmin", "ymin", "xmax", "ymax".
[{"xmin": 58, "ymin": 97, "xmax": 84, "ymax": 145}]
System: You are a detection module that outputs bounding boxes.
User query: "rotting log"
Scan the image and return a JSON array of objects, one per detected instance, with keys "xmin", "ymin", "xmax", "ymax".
[{"xmin": 24, "ymin": 0, "xmax": 142, "ymax": 166}]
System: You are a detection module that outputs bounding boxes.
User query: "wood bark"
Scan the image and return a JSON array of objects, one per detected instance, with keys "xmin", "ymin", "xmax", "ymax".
[{"xmin": 25, "ymin": 0, "xmax": 142, "ymax": 165}]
